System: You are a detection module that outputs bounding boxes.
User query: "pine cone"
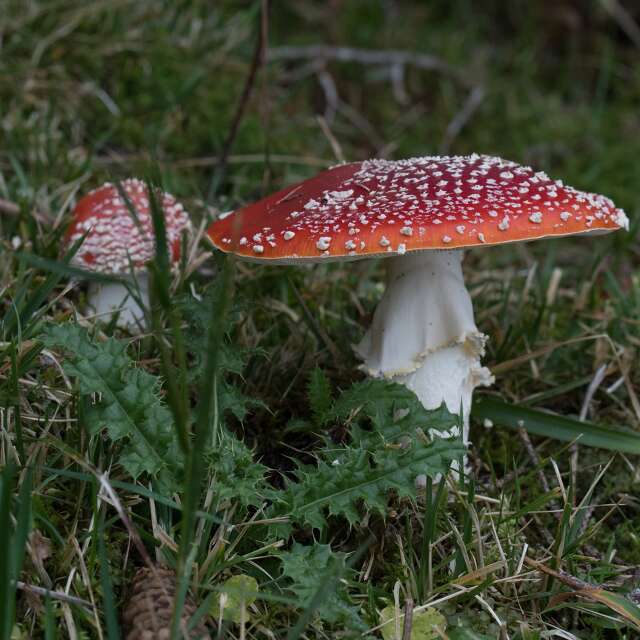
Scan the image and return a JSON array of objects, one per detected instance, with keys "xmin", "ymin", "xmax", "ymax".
[{"xmin": 122, "ymin": 566, "xmax": 211, "ymax": 640}]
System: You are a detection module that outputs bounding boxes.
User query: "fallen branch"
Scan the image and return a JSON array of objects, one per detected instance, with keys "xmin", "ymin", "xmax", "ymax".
[
  {"xmin": 267, "ymin": 45, "xmax": 465, "ymax": 83},
  {"xmin": 16, "ymin": 581, "xmax": 93, "ymax": 609}
]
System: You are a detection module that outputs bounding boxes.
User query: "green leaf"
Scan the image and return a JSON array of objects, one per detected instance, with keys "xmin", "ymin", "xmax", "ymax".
[
  {"xmin": 178, "ymin": 289, "xmax": 263, "ymax": 425},
  {"xmin": 0, "ymin": 462, "xmax": 32, "ymax": 640},
  {"xmin": 472, "ymin": 396, "xmax": 640, "ymax": 454},
  {"xmin": 273, "ymin": 439, "xmax": 461, "ymax": 533},
  {"xmin": 218, "ymin": 379, "xmax": 263, "ymax": 424},
  {"xmin": 206, "ymin": 430, "xmax": 269, "ymax": 509},
  {"xmin": 270, "ymin": 380, "xmax": 464, "ymax": 534},
  {"xmin": 42, "ymin": 323, "xmax": 182, "ymax": 491},
  {"xmin": 379, "ymin": 605, "xmax": 446, "ymax": 640},
  {"xmin": 280, "ymin": 543, "xmax": 366, "ymax": 632},
  {"xmin": 215, "ymin": 574, "xmax": 259, "ymax": 623},
  {"xmin": 178, "ymin": 291, "xmax": 247, "ymax": 381},
  {"xmin": 331, "ymin": 379, "xmax": 460, "ymax": 440},
  {"xmin": 447, "ymin": 627, "xmax": 495, "ymax": 640}
]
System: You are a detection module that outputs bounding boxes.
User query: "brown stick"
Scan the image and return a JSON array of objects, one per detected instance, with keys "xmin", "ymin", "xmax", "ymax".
[
  {"xmin": 212, "ymin": 0, "xmax": 269, "ymax": 192},
  {"xmin": 401, "ymin": 598, "xmax": 414, "ymax": 640},
  {"xmin": 267, "ymin": 45, "xmax": 465, "ymax": 83}
]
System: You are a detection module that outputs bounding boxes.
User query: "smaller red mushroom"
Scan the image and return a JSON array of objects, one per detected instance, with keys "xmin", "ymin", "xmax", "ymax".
[{"xmin": 64, "ymin": 178, "xmax": 191, "ymax": 327}]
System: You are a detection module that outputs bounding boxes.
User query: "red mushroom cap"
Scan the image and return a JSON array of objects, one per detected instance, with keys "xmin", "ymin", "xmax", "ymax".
[
  {"xmin": 207, "ymin": 154, "xmax": 628, "ymax": 263},
  {"xmin": 64, "ymin": 178, "xmax": 191, "ymax": 274}
]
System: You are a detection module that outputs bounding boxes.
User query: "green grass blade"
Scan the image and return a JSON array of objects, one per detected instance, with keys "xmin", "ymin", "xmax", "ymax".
[
  {"xmin": 0, "ymin": 462, "xmax": 15, "ymax": 640},
  {"xmin": 146, "ymin": 176, "xmax": 190, "ymax": 456},
  {"xmin": 173, "ymin": 256, "xmax": 235, "ymax": 636},
  {"xmin": 97, "ymin": 511, "xmax": 120, "ymax": 640},
  {"xmin": 44, "ymin": 595, "xmax": 56, "ymax": 640},
  {"xmin": 9, "ymin": 343, "xmax": 24, "ymax": 459},
  {"xmin": 0, "ymin": 463, "xmax": 31, "ymax": 640},
  {"xmin": 472, "ymin": 396, "xmax": 640, "ymax": 453},
  {"xmin": 3, "ymin": 238, "xmax": 85, "ymax": 339},
  {"xmin": 11, "ymin": 467, "xmax": 32, "ymax": 587},
  {"xmin": 15, "ymin": 250, "xmax": 126, "ymax": 285}
]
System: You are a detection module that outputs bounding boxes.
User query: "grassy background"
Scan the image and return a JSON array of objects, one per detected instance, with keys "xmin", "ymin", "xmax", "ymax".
[{"xmin": 1, "ymin": 0, "xmax": 640, "ymax": 637}]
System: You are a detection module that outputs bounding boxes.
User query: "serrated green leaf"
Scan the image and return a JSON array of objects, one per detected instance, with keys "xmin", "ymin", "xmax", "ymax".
[
  {"xmin": 331, "ymin": 379, "xmax": 460, "ymax": 440},
  {"xmin": 273, "ymin": 438, "xmax": 462, "ymax": 534},
  {"xmin": 206, "ymin": 429, "xmax": 269, "ymax": 509},
  {"xmin": 447, "ymin": 627, "xmax": 494, "ymax": 640},
  {"xmin": 215, "ymin": 574, "xmax": 259, "ymax": 623},
  {"xmin": 280, "ymin": 543, "xmax": 366, "ymax": 631},
  {"xmin": 218, "ymin": 379, "xmax": 263, "ymax": 423},
  {"xmin": 42, "ymin": 323, "xmax": 182, "ymax": 491},
  {"xmin": 268, "ymin": 379, "xmax": 464, "ymax": 535},
  {"xmin": 379, "ymin": 605, "xmax": 446, "ymax": 639},
  {"xmin": 178, "ymin": 291, "xmax": 249, "ymax": 380},
  {"xmin": 177, "ymin": 290, "xmax": 264, "ymax": 425}
]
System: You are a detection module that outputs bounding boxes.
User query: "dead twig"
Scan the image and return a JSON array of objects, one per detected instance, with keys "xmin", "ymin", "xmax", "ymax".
[
  {"xmin": 316, "ymin": 69, "xmax": 339, "ymax": 124},
  {"xmin": 316, "ymin": 115, "xmax": 345, "ymax": 164},
  {"xmin": 267, "ymin": 45, "xmax": 465, "ymax": 83},
  {"xmin": 440, "ymin": 85, "xmax": 485, "ymax": 153},
  {"xmin": 401, "ymin": 598, "xmax": 414, "ymax": 640},
  {"xmin": 517, "ymin": 427, "xmax": 552, "ymax": 495},
  {"xmin": 0, "ymin": 198, "xmax": 20, "ymax": 216},
  {"xmin": 212, "ymin": 0, "xmax": 269, "ymax": 193},
  {"xmin": 16, "ymin": 581, "xmax": 93, "ymax": 609}
]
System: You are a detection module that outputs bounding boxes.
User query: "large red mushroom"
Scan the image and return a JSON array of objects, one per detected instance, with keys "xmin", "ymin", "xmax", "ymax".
[
  {"xmin": 207, "ymin": 154, "xmax": 628, "ymax": 447},
  {"xmin": 64, "ymin": 178, "xmax": 191, "ymax": 327}
]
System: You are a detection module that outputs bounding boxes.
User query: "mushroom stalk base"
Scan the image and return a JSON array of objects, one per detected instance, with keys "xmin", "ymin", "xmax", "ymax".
[
  {"xmin": 355, "ymin": 250, "xmax": 493, "ymax": 445},
  {"xmin": 87, "ymin": 275, "xmax": 149, "ymax": 329}
]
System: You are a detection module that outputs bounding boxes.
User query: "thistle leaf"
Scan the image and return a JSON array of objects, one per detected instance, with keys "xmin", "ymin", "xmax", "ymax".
[
  {"xmin": 280, "ymin": 543, "xmax": 366, "ymax": 632},
  {"xmin": 43, "ymin": 324, "xmax": 182, "ymax": 490},
  {"xmin": 270, "ymin": 379, "xmax": 464, "ymax": 534}
]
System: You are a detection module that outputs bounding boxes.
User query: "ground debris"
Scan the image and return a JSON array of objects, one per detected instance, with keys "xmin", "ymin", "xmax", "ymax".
[{"xmin": 122, "ymin": 566, "xmax": 211, "ymax": 640}]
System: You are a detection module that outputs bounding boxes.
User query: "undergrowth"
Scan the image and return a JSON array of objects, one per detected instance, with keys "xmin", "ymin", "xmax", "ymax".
[{"xmin": 1, "ymin": 1, "xmax": 640, "ymax": 638}]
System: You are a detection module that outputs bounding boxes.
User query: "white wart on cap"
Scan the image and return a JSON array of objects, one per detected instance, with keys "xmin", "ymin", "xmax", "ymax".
[{"xmin": 64, "ymin": 178, "xmax": 191, "ymax": 274}]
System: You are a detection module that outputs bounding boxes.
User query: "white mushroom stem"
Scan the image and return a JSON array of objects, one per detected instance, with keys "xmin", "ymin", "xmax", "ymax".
[
  {"xmin": 86, "ymin": 273, "xmax": 149, "ymax": 329},
  {"xmin": 355, "ymin": 250, "xmax": 494, "ymax": 445}
]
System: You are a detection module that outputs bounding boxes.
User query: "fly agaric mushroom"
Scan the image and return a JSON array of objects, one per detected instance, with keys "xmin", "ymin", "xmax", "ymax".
[
  {"xmin": 207, "ymin": 155, "xmax": 628, "ymax": 445},
  {"xmin": 64, "ymin": 178, "xmax": 191, "ymax": 327}
]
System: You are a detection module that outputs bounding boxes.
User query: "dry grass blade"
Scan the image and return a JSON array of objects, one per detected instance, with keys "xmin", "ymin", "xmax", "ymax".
[
  {"xmin": 524, "ymin": 557, "xmax": 640, "ymax": 630},
  {"xmin": 267, "ymin": 45, "xmax": 465, "ymax": 81}
]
